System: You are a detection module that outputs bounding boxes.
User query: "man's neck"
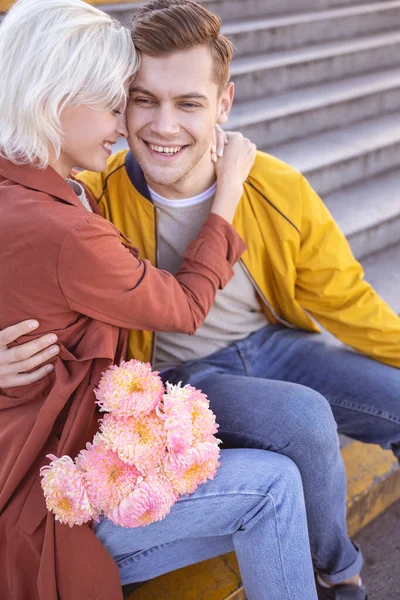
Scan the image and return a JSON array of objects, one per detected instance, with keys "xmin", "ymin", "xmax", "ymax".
[{"xmin": 145, "ymin": 156, "xmax": 216, "ymax": 201}]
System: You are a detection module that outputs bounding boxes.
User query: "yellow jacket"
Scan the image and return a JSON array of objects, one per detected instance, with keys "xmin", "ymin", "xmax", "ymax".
[{"xmin": 77, "ymin": 149, "xmax": 400, "ymax": 368}]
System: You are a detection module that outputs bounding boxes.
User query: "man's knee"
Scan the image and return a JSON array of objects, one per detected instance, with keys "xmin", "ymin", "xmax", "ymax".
[{"xmin": 287, "ymin": 385, "xmax": 339, "ymax": 455}]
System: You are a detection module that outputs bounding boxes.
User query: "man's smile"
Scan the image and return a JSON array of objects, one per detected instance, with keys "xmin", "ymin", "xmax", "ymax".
[{"xmin": 142, "ymin": 139, "xmax": 190, "ymax": 160}]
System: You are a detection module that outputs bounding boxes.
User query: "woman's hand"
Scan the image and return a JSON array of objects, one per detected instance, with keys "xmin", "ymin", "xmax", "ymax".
[
  {"xmin": 0, "ymin": 321, "xmax": 59, "ymax": 388},
  {"xmin": 211, "ymin": 132, "xmax": 257, "ymax": 224},
  {"xmin": 210, "ymin": 125, "xmax": 229, "ymax": 163}
]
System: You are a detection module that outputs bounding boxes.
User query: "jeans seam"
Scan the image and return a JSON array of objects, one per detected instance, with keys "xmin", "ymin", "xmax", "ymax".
[
  {"xmin": 264, "ymin": 492, "xmax": 291, "ymax": 599},
  {"xmin": 329, "ymin": 400, "xmax": 400, "ymax": 425},
  {"xmin": 235, "ymin": 343, "xmax": 250, "ymax": 376}
]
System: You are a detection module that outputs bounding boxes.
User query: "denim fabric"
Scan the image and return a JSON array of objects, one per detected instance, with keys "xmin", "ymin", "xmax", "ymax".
[
  {"xmin": 95, "ymin": 448, "xmax": 318, "ymax": 599},
  {"xmin": 166, "ymin": 325, "xmax": 400, "ymax": 583}
]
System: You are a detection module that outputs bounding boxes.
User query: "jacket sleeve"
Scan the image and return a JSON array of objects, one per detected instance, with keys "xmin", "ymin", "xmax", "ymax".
[
  {"xmin": 295, "ymin": 175, "xmax": 400, "ymax": 369},
  {"xmin": 57, "ymin": 212, "xmax": 246, "ymax": 333}
]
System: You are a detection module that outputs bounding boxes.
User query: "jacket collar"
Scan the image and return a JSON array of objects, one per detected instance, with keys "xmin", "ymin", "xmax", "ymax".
[
  {"xmin": 0, "ymin": 158, "xmax": 85, "ymax": 210},
  {"xmin": 124, "ymin": 150, "xmax": 153, "ymax": 203}
]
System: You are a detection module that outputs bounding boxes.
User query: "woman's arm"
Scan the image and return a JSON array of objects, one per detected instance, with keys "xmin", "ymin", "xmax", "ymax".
[{"xmin": 58, "ymin": 212, "xmax": 245, "ymax": 333}]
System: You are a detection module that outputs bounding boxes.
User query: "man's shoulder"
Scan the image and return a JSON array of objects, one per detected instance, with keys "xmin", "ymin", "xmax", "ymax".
[
  {"xmin": 245, "ymin": 151, "xmax": 305, "ymax": 220},
  {"xmin": 250, "ymin": 150, "xmax": 302, "ymax": 187},
  {"xmin": 76, "ymin": 149, "xmax": 130, "ymax": 202}
]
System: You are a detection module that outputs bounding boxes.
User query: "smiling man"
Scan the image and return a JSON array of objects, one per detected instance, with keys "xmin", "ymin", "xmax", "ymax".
[{"xmin": 2, "ymin": 0, "xmax": 400, "ymax": 598}]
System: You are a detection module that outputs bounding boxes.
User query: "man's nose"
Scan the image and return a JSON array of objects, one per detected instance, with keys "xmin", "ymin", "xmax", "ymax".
[
  {"xmin": 116, "ymin": 112, "xmax": 129, "ymax": 139},
  {"xmin": 150, "ymin": 106, "xmax": 180, "ymax": 138}
]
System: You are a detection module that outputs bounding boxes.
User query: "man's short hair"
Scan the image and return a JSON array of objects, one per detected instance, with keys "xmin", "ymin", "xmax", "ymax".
[
  {"xmin": 0, "ymin": 0, "xmax": 139, "ymax": 168},
  {"xmin": 131, "ymin": 0, "xmax": 233, "ymax": 94}
]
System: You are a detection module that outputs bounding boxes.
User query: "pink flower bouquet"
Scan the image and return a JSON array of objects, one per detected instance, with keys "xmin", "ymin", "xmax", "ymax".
[{"xmin": 40, "ymin": 360, "xmax": 221, "ymax": 528}]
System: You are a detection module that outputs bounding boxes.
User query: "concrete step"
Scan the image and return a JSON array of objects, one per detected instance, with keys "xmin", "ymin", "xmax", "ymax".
[
  {"xmin": 362, "ymin": 243, "xmax": 400, "ymax": 313},
  {"xmin": 202, "ymin": 0, "xmax": 379, "ymax": 21},
  {"xmin": 228, "ymin": 67, "xmax": 400, "ymax": 147},
  {"xmin": 100, "ymin": 0, "xmax": 377, "ymax": 25},
  {"xmin": 231, "ymin": 29, "xmax": 400, "ymax": 102},
  {"xmin": 224, "ymin": 1, "xmax": 400, "ymax": 57},
  {"xmin": 325, "ymin": 169, "xmax": 400, "ymax": 261},
  {"xmin": 126, "ymin": 437, "xmax": 400, "ymax": 600},
  {"xmin": 268, "ymin": 111, "xmax": 400, "ymax": 196}
]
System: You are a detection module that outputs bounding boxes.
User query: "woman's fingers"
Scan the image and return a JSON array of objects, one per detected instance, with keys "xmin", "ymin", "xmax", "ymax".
[{"xmin": 211, "ymin": 125, "xmax": 229, "ymax": 163}]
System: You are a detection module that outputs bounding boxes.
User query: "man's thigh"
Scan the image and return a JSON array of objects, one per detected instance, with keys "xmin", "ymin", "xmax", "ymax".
[
  {"xmin": 95, "ymin": 448, "xmax": 293, "ymax": 554},
  {"xmin": 249, "ymin": 328, "xmax": 400, "ymax": 449},
  {"xmin": 183, "ymin": 369, "xmax": 337, "ymax": 452}
]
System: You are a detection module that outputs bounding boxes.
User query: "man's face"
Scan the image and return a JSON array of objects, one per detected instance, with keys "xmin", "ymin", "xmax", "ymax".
[{"xmin": 126, "ymin": 46, "xmax": 233, "ymax": 196}]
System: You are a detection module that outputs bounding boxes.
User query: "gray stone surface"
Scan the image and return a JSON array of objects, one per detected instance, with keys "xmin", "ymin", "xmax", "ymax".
[
  {"xmin": 229, "ymin": 67, "xmax": 400, "ymax": 146},
  {"xmin": 101, "ymin": 0, "xmax": 380, "ymax": 24},
  {"xmin": 362, "ymin": 244, "xmax": 400, "ymax": 314},
  {"xmin": 324, "ymin": 169, "xmax": 400, "ymax": 260},
  {"xmin": 231, "ymin": 30, "xmax": 400, "ymax": 101},
  {"xmin": 223, "ymin": 1, "xmax": 400, "ymax": 56},
  {"xmin": 354, "ymin": 498, "xmax": 400, "ymax": 600},
  {"xmin": 269, "ymin": 112, "xmax": 400, "ymax": 196}
]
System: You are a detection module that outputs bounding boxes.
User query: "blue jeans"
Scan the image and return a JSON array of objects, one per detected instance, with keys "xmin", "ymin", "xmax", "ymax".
[
  {"xmin": 95, "ymin": 448, "xmax": 318, "ymax": 599},
  {"xmin": 166, "ymin": 325, "xmax": 400, "ymax": 584}
]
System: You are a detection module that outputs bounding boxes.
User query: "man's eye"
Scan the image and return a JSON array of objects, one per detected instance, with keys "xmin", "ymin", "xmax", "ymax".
[
  {"xmin": 181, "ymin": 102, "xmax": 199, "ymax": 109},
  {"xmin": 113, "ymin": 109, "xmax": 122, "ymax": 115},
  {"xmin": 134, "ymin": 98, "xmax": 153, "ymax": 105}
]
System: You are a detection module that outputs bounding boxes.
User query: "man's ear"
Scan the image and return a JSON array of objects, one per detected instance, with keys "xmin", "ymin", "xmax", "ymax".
[{"xmin": 217, "ymin": 82, "xmax": 234, "ymax": 125}]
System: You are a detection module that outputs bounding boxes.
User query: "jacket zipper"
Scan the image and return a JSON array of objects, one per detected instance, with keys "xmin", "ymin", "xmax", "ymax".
[
  {"xmin": 150, "ymin": 206, "xmax": 160, "ymax": 366},
  {"xmin": 240, "ymin": 259, "xmax": 296, "ymax": 329}
]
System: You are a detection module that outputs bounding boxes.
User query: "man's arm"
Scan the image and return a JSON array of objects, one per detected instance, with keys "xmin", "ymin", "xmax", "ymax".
[
  {"xmin": 0, "ymin": 321, "xmax": 59, "ymax": 388},
  {"xmin": 295, "ymin": 175, "xmax": 400, "ymax": 368}
]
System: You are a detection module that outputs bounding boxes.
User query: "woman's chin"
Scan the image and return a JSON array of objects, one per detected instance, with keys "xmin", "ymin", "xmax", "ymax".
[{"xmin": 78, "ymin": 155, "xmax": 109, "ymax": 173}]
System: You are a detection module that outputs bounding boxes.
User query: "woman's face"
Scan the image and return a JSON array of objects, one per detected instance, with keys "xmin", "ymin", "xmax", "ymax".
[{"xmin": 53, "ymin": 102, "xmax": 128, "ymax": 178}]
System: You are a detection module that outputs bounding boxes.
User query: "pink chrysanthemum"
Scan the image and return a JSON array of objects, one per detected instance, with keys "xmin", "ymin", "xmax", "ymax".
[
  {"xmin": 157, "ymin": 383, "xmax": 194, "ymax": 453},
  {"xmin": 163, "ymin": 440, "xmax": 220, "ymax": 496},
  {"xmin": 94, "ymin": 360, "xmax": 165, "ymax": 418},
  {"xmin": 185, "ymin": 386, "xmax": 219, "ymax": 444},
  {"xmin": 98, "ymin": 413, "xmax": 167, "ymax": 473},
  {"xmin": 108, "ymin": 473, "xmax": 177, "ymax": 528},
  {"xmin": 76, "ymin": 442, "xmax": 141, "ymax": 513},
  {"xmin": 158, "ymin": 384, "xmax": 219, "ymax": 452},
  {"xmin": 40, "ymin": 455, "xmax": 97, "ymax": 527}
]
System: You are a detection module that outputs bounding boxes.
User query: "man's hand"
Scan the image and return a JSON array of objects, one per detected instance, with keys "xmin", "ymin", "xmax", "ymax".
[{"xmin": 0, "ymin": 321, "xmax": 59, "ymax": 388}]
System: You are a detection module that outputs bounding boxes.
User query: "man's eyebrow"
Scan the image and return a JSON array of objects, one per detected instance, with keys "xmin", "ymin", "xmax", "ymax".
[
  {"xmin": 129, "ymin": 86, "xmax": 155, "ymax": 96},
  {"xmin": 130, "ymin": 86, "xmax": 208, "ymax": 102},
  {"xmin": 177, "ymin": 93, "xmax": 208, "ymax": 102}
]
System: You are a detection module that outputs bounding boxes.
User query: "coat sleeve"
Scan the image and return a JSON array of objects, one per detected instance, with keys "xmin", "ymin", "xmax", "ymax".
[
  {"xmin": 57, "ymin": 212, "xmax": 246, "ymax": 333},
  {"xmin": 295, "ymin": 175, "xmax": 400, "ymax": 369}
]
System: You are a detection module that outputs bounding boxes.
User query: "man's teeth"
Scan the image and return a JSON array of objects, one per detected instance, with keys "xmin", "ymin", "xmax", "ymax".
[
  {"xmin": 148, "ymin": 143, "xmax": 182, "ymax": 155},
  {"xmin": 102, "ymin": 142, "xmax": 112, "ymax": 150}
]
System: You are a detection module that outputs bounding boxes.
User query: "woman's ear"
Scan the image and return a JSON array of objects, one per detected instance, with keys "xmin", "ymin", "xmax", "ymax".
[{"xmin": 217, "ymin": 82, "xmax": 234, "ymax": 125}]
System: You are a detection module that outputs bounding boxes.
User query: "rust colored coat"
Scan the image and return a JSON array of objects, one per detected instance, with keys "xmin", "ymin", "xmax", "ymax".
[{"xmin": 0, "ymin": 159, "xmax": 245, "ymax": 600}]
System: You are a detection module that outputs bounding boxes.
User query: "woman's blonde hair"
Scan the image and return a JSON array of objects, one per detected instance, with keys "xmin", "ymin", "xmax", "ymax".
[{"xmin": 0, "ymin": 0, "xmax": 139, "ymax": 167}]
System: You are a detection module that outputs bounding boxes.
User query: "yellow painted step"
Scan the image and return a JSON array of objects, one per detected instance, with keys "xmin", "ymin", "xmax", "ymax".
[{"xmin": 127, "ymin": 441, "xmax": 400, "ymax": 600}]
